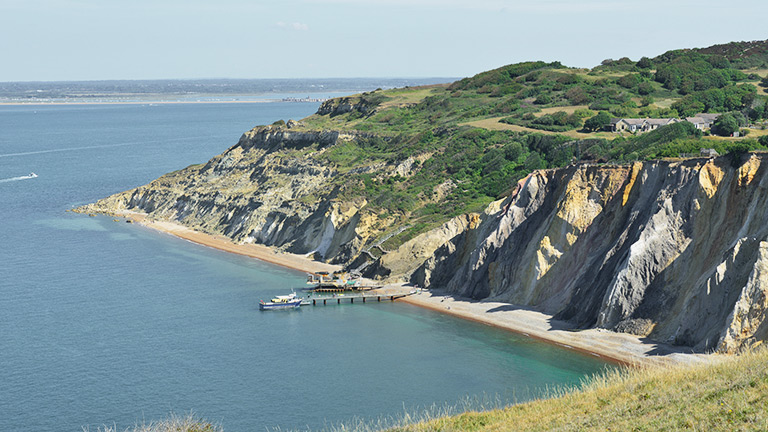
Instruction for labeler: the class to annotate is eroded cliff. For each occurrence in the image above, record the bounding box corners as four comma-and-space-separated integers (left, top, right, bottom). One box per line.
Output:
78, 125, 396, 264
408, 154, 768, 353
79, 120, 768, 353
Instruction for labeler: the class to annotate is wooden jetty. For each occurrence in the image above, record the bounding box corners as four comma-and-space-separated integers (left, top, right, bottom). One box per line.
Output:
301, 290, 417, 306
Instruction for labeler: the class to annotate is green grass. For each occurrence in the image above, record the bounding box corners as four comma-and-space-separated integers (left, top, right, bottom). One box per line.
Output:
391, 349, 768, 432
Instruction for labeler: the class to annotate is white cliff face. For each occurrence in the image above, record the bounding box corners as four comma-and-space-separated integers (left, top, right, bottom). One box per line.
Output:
410, 155, 768, 353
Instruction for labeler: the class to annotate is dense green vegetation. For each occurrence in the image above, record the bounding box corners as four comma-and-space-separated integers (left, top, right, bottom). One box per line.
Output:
293, 40, 768, 247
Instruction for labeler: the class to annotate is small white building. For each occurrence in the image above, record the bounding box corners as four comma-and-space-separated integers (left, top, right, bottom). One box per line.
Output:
610, 118, 678, 133
685, 113, 721, 130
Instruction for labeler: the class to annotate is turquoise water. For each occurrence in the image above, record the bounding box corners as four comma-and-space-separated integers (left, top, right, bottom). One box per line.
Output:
0, 102, 609, 431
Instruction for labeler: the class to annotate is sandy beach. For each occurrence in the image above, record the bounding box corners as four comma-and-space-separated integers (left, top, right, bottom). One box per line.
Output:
118, 212, 716, 368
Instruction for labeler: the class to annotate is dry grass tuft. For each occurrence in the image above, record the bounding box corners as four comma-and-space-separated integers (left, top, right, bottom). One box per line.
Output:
83, 412, 222, 432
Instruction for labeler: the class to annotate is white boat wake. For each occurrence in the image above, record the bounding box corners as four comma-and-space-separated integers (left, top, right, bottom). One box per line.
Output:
0, 172, 38, 183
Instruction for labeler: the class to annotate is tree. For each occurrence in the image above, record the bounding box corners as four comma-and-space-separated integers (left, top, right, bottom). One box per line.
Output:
636, 57, 653, 69
761, 76, 768, 88
637, 81, 654, 95
759, 135, 768, 147
584, 111, 612, 132
640, 95, 655, 107
617, 74, 641, 89
711, 114, 739, 137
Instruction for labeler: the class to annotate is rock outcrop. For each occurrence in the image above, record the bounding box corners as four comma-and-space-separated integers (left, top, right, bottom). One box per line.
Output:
409, 155, 768, 353
78, 126, 390, 263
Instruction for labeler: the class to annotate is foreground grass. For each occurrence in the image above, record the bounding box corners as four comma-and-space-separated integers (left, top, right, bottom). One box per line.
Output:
391, 349, 768, 432
84, 412, 221, 432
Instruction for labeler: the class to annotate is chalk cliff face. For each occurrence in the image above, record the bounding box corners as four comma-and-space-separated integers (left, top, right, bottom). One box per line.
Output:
410, 155, 768, 353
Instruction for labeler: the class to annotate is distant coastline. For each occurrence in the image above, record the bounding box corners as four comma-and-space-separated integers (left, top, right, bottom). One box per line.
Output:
0, 77, 455, 107
0, 96, 332, 106
0, 99, 278, 106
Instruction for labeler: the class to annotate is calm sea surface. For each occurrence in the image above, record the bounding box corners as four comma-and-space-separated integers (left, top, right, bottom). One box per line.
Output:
0, 101, 610, 431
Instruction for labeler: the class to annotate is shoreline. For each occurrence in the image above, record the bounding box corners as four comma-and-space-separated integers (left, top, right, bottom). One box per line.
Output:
117, 211, 716, 368
0, 99, 283, 106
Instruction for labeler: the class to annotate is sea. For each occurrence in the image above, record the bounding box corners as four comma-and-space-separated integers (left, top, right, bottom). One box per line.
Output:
0, 97, 610, 432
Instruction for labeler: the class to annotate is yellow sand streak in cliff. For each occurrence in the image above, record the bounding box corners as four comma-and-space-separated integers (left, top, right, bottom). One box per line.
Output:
536, 235, 563, 280
698, 161, 724, 199
738, 155, 761, 187
622, 162, 643, 206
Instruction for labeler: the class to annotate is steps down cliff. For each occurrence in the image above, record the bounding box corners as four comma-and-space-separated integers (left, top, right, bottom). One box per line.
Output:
79, 124, 768, 353
406, 154, 768, 353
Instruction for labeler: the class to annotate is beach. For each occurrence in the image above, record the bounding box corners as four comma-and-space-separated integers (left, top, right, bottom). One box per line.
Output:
121, 212, 716, 368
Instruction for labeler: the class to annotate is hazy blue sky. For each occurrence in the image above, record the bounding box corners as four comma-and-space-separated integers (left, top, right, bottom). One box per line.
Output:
1, 0, 766, 82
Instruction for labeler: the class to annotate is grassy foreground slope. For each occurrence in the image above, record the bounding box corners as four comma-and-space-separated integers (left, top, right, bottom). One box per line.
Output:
392, 350, 768, 432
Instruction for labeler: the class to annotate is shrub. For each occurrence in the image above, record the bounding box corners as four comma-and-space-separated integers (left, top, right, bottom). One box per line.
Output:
617, 74, 641, 89
636, 56, 653, 69
637, 82, 655, 95
565, 86, 590, 105
711, 113, 739, 136
584, 111, 612, 132
534, 94, 552, 105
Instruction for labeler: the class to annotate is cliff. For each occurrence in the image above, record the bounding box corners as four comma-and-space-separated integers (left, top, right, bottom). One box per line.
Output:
81, 123, 768, 353
78, 125, 405, 265
77, 39, 768, 353
406, 154, 768, 353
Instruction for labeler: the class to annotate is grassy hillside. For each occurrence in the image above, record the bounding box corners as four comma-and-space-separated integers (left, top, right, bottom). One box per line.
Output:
392, 349, 768, 432
270, 41, 768, 249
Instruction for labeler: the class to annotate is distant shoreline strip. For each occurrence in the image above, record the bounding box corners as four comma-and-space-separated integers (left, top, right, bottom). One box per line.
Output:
0, 100, 283, 106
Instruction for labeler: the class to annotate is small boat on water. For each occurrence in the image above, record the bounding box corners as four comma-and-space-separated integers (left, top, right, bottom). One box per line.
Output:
29, 172, 38, 178
259, 292, 302, 310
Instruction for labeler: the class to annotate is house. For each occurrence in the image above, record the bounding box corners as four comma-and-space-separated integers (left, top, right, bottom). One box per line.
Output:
685, 113, 721, 130
645, 118, 678, 131
610, 118, 678, 133
610, 118, 647, 133
700, 148, 719, 158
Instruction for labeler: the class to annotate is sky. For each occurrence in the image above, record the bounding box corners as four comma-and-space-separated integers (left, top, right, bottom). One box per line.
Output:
1, 0, 766, 82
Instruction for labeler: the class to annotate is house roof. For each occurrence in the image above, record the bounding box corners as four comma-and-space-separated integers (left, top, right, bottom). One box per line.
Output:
620, 119, 647, 126
646, 118, 676, 126
695, 113, 721, 122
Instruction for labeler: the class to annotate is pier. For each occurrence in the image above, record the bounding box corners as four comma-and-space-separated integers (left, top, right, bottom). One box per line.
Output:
300, 290, 417, 306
